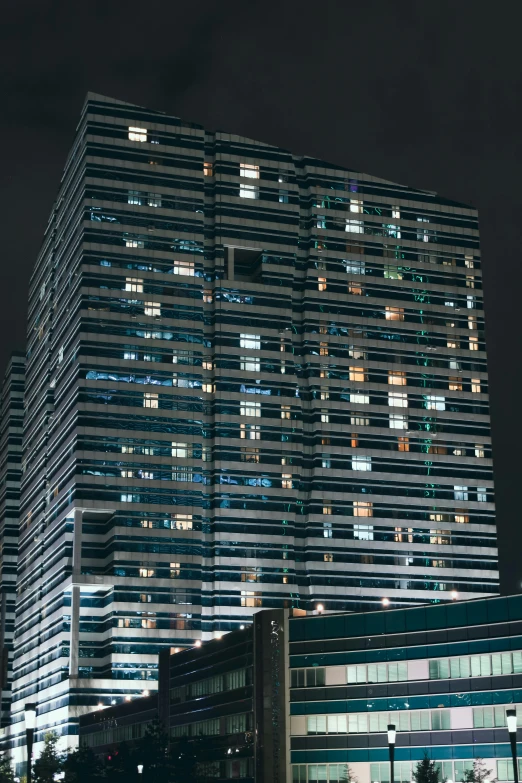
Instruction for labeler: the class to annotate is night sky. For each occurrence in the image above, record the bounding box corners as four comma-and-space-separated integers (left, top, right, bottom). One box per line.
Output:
2, 1, 521, 593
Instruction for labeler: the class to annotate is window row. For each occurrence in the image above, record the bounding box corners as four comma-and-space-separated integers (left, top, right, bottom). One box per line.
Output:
305, 708, 450, 735
429, 651, 522, 680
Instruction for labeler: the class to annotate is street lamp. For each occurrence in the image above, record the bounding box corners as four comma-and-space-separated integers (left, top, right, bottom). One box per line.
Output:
507, 709, 518, 783
25, 703, 36, 783
137, 764, 144, 776
387, 723, 396, 783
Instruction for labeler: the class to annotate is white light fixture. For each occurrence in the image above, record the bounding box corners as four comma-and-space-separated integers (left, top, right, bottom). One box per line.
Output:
137, 765, 144, 775
142, 690, 150, 697
387, 723, 396, 745
240, 625, 245, 630
24, 704, 36, 731
382, 597, 390, 607
507, 709, 517, 734
316, 604, 324, 613
451, 590, 458, 600
195, 640, 202, 647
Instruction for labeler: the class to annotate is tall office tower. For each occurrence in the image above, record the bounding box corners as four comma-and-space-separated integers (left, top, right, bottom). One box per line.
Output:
10, 93, 497, 758
0, 354, 25, 727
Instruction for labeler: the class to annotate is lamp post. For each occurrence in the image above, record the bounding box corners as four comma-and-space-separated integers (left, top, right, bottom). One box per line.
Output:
387, 723, 396, 783
24, 703, 36, 783
507, 709, 518, 783
137, 764, 144, 779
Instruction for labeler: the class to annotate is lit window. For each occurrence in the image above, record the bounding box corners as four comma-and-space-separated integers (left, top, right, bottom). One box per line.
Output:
466, 275, 475, 288
398, 436, 409, 452
203, 360, 213, 371
388, 392, 407, 407
125, 239, 144, 248
349, 347, 367, 359
389, 413, 407, 429
203, 162, 213, 177
172, 260, 195, 276
144, 302, 161, 317
279, 190, 289, 203
447, 339, 460, 349
323, 522, 333, 538
141, 471, 154, 480
128, 126, 147, 142
467, 295, 476, 309
121, 470, 134, 478
454, 485, 468, 501
392, 207, 401, 219
280, 360, 286, 374
388, 371, 406, 386
282, 474, 293, 489
141, 520, 153, 528
350, 393, 369, 404
324, 553, 334, 562
241, 447, 259, 463
317, 215, 326, 229
318, 277, 327, 291
320, 388, 330, 400
453, 447, 466, 456
385, 306, 404, 321
343, 259, 366, 275
281, 405, 291, 420
171, 514, 193, 530
349, 366, 366, 382
320, 409, 329, 423
139, 568, 155, 578
125, 277, 144, 293
425, 395, 446, 411
170, 562, 181, 578
353, 501, 373, 518
320, 342, 328, 356
240, 333, 260, 350
455, 512, 469, 524
468, 316, 477, 330
353, 523, 373, 539
147, 194, 162, 207
202, 383, 214, 394
449, 377, 462, 391
345, 219, 364, 233
322, 456, 331, 468
128, 190, 142, 205
352, 456, 372, 471
240, 591, 261, 608
465, 255, 474, 268
350, 199, 363, 213
240, 401, 261, 417
240, 163, 259, 178
469, 336, 479, 350
477, 487, 487, 502
384, 265, 403, 280
351, 416, 369, 426
348, 282, 363, 295
449, 358, 461, 370
239, 183, 259, 199
322, 505, 332, 515
203, 289, 213, 303
121, 446, 134, 454
124, 352, 138, 361
172, 442, 189, 458
475, 444, 485, 458
143, 393, 158, 408
240, 424, 260, 439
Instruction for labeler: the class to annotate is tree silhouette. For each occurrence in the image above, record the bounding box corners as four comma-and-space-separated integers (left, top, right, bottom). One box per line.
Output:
412, 754, 447, 783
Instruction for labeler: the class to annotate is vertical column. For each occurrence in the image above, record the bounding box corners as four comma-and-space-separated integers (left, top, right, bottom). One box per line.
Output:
227, 246, 234, 280
69, 509, 82, 678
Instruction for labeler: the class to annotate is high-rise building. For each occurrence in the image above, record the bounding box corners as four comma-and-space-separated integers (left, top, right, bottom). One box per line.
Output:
9, 93, 497, 760
0, 353, 25, 727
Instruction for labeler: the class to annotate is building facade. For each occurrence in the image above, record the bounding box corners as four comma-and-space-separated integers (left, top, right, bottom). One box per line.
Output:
289, 595, 522, 783
10, 92, 497, 758
0, 354, 25, 728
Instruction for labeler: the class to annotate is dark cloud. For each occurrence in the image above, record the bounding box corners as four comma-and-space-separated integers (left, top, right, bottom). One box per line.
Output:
1, 0, 520, 591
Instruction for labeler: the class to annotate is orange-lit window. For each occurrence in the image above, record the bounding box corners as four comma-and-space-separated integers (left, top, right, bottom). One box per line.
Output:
320, 342, 328, 356
455, 512, 469, 524
449, 377, 462, 391
324, 553, 333, 562
318, 277, 327, 291
471, 378, 481, 393
469, 336, 479, 350
353, 501, 373, 517
351, 434, 359, 448
348, 282, 363, 295
323, 505, 332, 515
203, 162, 213, 176
349, 366, 366, 382
398, 436, 409, 452
385, 306, 404, 321
388, 371, 406, 386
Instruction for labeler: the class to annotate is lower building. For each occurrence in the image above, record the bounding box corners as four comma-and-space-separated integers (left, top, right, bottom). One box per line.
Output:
78, 595, 522, 782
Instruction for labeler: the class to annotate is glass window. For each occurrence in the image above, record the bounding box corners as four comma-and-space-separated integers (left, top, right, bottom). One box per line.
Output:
240, 163, 259, 178
389, 413, 407, 429
239, 183, 259, 199
352, 456, 372, 471
240, 333, 261, 350
128, 126, 147, 142
240, 356, 260, 372
353, 502, 373, 517
388, 392, 408, 407
388, 371, 406, 385
240, 401, 261, 417
425, 395, 446, 410
385, 306, 404, 321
